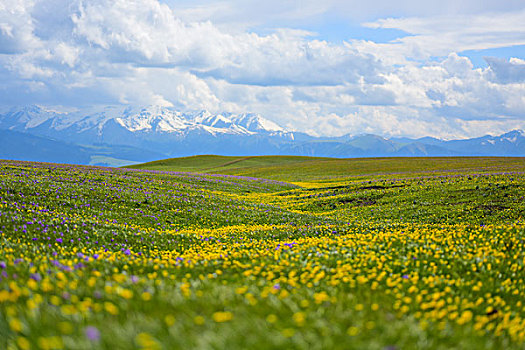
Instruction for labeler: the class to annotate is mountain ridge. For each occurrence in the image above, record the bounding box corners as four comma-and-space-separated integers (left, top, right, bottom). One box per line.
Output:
0, 105, 524, 166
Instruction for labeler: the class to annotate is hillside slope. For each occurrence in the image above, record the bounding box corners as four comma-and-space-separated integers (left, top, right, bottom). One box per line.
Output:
127, 155, 331, 174
127, 155, 525, 183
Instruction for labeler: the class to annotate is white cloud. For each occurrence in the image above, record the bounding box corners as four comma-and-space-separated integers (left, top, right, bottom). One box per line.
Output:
53, 43, 80, 68
68, 1, 384, 86
0, 0, 524, 139
165, 0, 525, 28
0, 0, 41, 53
362, 10, 525, 61
485, 56, 525, 83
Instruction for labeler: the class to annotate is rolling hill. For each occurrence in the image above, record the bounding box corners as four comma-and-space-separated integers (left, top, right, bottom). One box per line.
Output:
127, 155, 525, 182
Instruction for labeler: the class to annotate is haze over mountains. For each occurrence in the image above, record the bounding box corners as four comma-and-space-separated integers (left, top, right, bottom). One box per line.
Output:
0, 105, 524, 166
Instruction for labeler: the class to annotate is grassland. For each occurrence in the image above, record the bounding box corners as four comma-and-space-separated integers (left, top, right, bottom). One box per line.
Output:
1, 156, 525, 349
127, 155, 331, 175
129, 155, 525, 183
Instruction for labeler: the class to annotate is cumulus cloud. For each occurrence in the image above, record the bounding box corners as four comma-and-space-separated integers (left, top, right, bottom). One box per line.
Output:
485, 56, 525, 84
69, 1, 384, 86
0, 0, 41, 54
0, 0, 524, 138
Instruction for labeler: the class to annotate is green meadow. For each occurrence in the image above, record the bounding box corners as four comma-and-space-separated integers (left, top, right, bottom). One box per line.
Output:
129, 155, 525, 182
0, 156, 524, 349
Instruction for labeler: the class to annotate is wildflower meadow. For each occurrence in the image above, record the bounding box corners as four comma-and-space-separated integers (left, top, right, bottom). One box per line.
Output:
1, 157, 524, 349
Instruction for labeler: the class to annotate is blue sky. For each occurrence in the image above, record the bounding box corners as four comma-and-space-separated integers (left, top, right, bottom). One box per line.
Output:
306, 22, 523, 69
0, 0, 524, 138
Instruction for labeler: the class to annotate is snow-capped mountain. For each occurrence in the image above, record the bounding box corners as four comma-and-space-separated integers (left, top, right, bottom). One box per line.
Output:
0, 105, 524, 166
0, 105, 289, 137
0, 105, 300, 165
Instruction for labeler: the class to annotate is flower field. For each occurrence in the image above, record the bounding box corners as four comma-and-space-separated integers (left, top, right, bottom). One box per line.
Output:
1, 158, 525, 349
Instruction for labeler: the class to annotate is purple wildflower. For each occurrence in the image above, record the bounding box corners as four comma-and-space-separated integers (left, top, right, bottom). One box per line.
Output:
30, 273, 42, 281
85, 326, 100, 342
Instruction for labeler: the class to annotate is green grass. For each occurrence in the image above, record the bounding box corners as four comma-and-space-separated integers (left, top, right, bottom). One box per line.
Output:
128, 155, 525, 183
127, 155, 332, 174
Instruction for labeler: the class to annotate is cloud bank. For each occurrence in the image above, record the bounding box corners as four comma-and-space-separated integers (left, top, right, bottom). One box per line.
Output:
0, 0, 524, 138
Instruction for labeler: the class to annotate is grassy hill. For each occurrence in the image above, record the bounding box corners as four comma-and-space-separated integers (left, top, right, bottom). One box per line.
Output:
2, 157, 525, 349
126, 155, 330, 174
127, 155, 525, 183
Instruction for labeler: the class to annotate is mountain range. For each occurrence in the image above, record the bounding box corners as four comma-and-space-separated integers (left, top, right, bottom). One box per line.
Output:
0, 105, 524, 166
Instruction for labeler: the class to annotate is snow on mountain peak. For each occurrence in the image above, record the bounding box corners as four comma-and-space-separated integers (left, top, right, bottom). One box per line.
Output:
232, 113, 284, 133
115, 106, 189, 132
194, 113, 234, 129
7, 105, 63, 129
498, 129, 525, 143
0, 105, 289, 137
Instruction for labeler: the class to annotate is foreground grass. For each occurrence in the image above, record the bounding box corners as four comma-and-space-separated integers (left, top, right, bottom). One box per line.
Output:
1, 157, 525, 349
